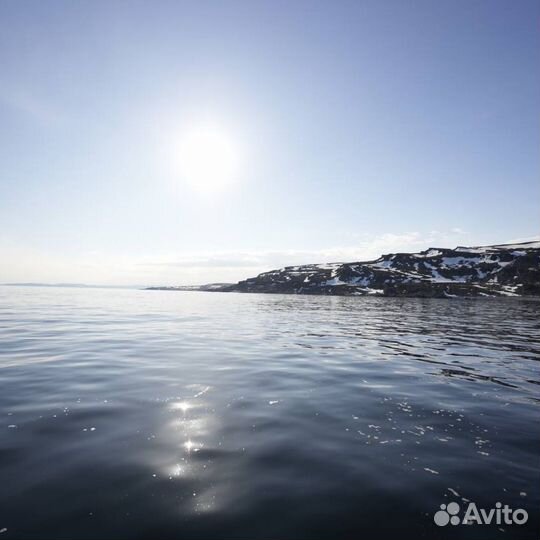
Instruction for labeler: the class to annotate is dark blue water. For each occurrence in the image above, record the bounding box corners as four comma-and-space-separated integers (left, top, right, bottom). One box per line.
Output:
0, 286, 539, 539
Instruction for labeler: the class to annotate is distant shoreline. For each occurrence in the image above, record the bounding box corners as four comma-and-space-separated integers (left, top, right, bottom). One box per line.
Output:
1, 283, 141, 290
147, 241, 540, 298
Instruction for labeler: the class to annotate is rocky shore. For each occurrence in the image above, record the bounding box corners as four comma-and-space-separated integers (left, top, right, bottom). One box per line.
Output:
189, 242, 540, 298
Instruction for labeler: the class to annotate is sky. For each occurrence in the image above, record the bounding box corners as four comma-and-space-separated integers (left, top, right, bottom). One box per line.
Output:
0, 0, 539, 285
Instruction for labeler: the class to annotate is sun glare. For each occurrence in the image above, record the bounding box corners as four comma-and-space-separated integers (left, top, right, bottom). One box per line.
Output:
176, 124, 241, 193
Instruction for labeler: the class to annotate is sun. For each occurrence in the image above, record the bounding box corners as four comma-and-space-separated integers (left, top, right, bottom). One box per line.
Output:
176, 124, 240, 193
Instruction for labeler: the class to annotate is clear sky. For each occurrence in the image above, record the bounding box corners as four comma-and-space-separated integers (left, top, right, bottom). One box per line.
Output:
1, 0, 539, 285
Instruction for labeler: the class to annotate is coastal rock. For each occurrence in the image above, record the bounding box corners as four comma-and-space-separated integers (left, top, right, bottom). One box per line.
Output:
218, 241, 540, 297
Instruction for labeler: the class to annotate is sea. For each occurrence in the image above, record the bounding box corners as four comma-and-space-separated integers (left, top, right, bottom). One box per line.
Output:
0, 286, 538, 539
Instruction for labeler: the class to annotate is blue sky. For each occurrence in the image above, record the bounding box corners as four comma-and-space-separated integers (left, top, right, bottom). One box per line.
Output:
1, 0, 539, 285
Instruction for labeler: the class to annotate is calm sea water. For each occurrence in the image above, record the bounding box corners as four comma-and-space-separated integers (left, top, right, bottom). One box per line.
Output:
0, 286, 539, 539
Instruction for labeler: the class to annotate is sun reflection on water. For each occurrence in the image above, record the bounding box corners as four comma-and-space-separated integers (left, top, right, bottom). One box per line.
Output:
183, 439, 199, 452
171, 400, 192, 413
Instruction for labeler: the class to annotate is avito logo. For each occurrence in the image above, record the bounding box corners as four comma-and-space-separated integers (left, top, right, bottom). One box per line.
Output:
434, 501, 528, 527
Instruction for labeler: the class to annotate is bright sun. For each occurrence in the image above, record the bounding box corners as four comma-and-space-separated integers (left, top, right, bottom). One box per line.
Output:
176, 124, 240, 193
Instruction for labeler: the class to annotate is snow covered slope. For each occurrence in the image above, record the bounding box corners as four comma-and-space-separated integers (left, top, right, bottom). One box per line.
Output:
222, 241, 540, 297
